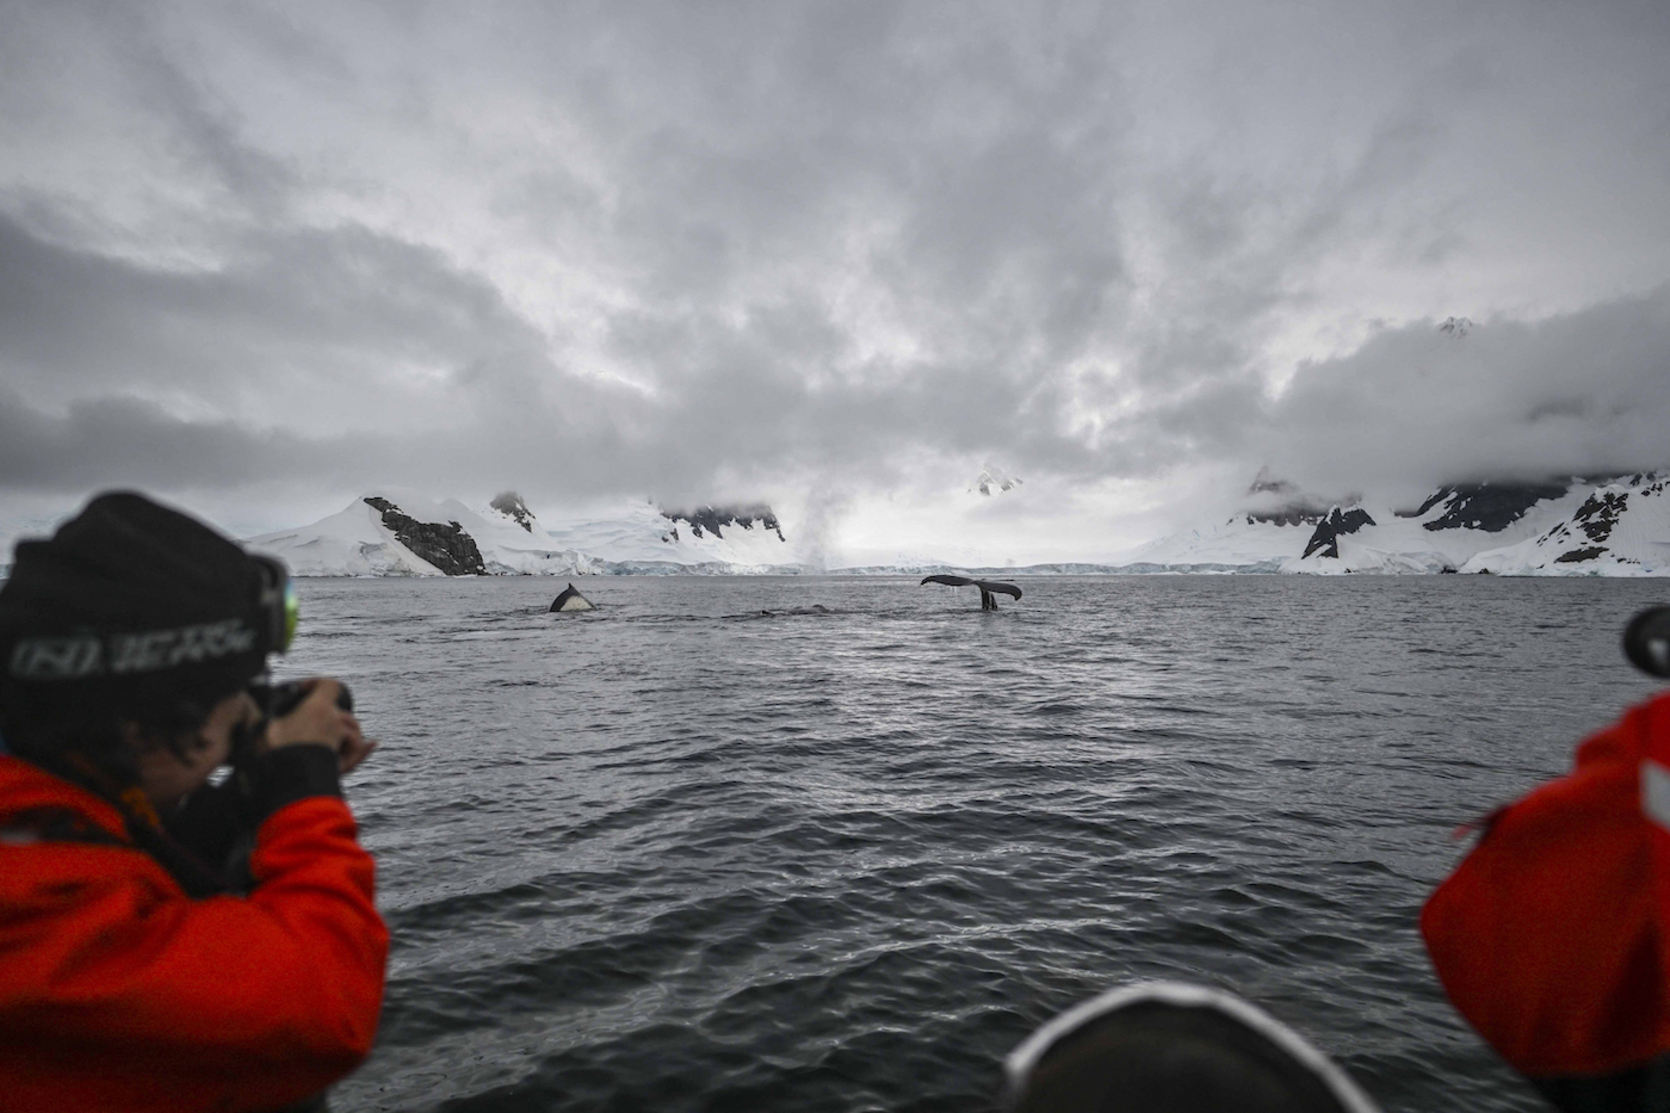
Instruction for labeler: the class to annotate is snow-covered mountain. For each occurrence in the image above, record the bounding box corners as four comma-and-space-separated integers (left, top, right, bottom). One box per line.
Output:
569, 502, 791, 570
1461, 476, 1670, 575
6, 473, 1663, 580
245, 489, 800, 576
1120, 473, 1670, 576
971, 463, 1023, 497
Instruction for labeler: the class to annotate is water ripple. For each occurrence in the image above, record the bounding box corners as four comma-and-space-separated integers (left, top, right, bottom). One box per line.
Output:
283, 574, 1670, 1112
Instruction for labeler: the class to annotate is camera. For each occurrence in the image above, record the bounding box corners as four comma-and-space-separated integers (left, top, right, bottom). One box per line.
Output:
1624, 607, 1670, 678
250, 679, 355, 718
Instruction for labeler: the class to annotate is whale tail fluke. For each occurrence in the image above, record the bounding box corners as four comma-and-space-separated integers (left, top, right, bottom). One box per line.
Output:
920, 574, 1022, 609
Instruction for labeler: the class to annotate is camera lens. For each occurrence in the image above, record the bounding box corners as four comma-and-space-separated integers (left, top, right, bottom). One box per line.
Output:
1623, 606, 1670, 678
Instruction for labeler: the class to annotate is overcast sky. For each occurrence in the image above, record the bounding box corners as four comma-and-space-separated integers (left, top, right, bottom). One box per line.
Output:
2, 0, 1668, 561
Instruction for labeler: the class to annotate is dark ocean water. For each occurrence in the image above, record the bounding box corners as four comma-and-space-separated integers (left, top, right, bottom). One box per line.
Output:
283, 575, 1670, 1113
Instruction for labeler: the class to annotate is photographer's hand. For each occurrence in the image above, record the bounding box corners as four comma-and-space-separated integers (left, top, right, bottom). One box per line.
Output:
265, 678, 378, 774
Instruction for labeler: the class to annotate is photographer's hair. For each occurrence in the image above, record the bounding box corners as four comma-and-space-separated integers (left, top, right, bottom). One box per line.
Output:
0, 671, 246, 785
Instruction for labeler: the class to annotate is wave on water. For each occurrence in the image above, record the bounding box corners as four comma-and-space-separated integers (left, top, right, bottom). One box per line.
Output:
286, 575, 1670, 1112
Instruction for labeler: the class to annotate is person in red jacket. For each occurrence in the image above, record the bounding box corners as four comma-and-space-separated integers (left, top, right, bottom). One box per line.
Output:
0, 492, 389, 1113
1423, 626, 1670, 1112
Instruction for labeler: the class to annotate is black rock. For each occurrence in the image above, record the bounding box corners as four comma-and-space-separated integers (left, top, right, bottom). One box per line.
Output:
1555, 546, 1607, 564
1245, 507, 1328, 527
1243, 468, 1327, 526
364, 497, 487, 575
1415, 482, 1569, 532
1571, 491, 1629, 543
660, 504, 785, 542
490, 491, 536, 533
1302, 507, 1376, 560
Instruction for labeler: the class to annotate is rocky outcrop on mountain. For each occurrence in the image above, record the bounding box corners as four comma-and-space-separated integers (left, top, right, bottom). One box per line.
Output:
259, 489, 805, 575
1303, 507, 1377, 559
1402, 482, 1571, 532
660, 505, 786, 543
1245, 505, 1328, 527
1523, 476, 1666, 566
1241, 468, 1328, 526
973, 464, 1023, 496
1247, 467, 1298, 498
490, 491, 536, 533
1571, 489, 1630, 544
1123, 469, 1667, 576
363, 496, 486, 575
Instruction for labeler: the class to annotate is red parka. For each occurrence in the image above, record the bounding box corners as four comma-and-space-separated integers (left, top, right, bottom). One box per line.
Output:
0, 752, 389, 1112
1422, 690, 1670, 1079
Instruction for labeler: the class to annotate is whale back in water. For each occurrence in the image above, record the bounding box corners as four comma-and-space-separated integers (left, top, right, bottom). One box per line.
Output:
549, 583, 595, 612
1004, 981, 1379, 1113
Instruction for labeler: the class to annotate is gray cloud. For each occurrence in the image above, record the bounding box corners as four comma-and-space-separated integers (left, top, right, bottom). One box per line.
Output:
1260, 285, 1670, 501
0, 388, 329, 490
1, 0, 1668, 546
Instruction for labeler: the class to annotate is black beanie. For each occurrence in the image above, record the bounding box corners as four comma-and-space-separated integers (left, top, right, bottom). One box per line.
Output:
0, 492, 278, 711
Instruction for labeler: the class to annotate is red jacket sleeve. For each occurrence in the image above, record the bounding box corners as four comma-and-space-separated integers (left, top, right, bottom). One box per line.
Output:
0, 792, 389, 1110
1421, 692, 1670, 1077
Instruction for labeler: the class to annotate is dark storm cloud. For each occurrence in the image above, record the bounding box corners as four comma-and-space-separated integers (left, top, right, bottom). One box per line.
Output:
2, 0, 1669, 523
0, 389, 315, 489
0, 207, 550, 426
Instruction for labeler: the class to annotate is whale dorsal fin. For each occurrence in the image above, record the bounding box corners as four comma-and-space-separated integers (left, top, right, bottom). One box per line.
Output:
550, 582, 595, 612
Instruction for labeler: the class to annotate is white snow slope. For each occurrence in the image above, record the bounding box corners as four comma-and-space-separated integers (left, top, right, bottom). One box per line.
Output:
10, 477, 1663, 580
536, 500, 796, 572
1115, 519, 1305, 573
1461, 476, 1670, 576
245, 489, 589, 577
1122, 474, 1670, 576
245, 490, 798, 576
